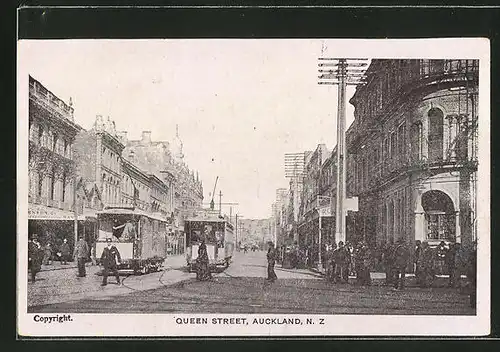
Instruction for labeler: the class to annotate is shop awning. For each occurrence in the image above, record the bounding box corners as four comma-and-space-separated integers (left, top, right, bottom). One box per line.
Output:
28, 203, 76, 221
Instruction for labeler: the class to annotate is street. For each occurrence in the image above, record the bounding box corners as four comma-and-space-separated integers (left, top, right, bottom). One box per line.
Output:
28, 251, 475, 315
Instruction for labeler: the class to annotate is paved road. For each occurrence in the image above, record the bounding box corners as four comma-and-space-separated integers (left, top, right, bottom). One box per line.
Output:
28, 251, 475, 315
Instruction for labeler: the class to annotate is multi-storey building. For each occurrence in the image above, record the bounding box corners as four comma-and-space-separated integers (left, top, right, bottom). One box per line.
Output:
28, 75, 83, 249
346, 59, 479, 259
122, 127, 203, 254
271, 188, 291, 246
297, 144, 332, 252
75, 115, 125, 208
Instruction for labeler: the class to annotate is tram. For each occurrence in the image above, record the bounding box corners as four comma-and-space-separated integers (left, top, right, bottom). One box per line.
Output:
96, 205, 167, 275
185, 210, 235, 272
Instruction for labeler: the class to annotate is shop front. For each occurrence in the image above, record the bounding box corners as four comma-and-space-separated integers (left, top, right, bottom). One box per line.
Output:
28, 203, 78, 261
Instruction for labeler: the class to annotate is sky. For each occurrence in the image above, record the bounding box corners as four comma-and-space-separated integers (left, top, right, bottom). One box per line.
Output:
20, 39, 357, 219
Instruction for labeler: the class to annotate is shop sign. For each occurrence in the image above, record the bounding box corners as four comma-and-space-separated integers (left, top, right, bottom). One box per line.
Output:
28, 204, 75, 220
319, 206, 331, 217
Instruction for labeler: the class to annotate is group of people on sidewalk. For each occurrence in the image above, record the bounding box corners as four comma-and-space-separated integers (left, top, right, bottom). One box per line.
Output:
277, 236, 477, 297
324, 240, 373, 286
28, 234, 123, 287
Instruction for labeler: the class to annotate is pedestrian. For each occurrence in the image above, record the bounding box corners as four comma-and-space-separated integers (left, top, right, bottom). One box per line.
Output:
196, 238, 212, 281
74, 236, 89, 277
454, 242, 468, 288
43, 242, 53, 265
28, 235, 43, 283
100, 238, 122, 286
59, 238, 71, 265
357, 242, 371, 286
266, 241, 278, 282
445, 242, 458, 287
334, 241, 349, 283
419, 242, 435, 288
383, 238, 395, 286
414, 240, 422, 284
345, 242, 355, 276
392, 238, 410, 290
325, 242, 337, 282
436, 241, 448, 275
90, 245, 97, 266
467, 241, 477, 308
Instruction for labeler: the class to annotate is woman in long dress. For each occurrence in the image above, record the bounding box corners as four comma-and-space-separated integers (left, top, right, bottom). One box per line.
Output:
196, 240, 212, 281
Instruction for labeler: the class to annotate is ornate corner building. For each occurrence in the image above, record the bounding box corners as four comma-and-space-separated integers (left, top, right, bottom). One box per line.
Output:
346, 59, 479, 252
28, 76, 83, 249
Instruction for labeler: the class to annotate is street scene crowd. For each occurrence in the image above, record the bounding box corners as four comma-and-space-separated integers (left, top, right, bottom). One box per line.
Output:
275, 238, 477, 306
27, 234, 125, 287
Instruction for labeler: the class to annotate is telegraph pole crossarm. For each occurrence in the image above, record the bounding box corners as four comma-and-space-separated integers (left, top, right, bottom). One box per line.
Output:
317, 57, 369, 245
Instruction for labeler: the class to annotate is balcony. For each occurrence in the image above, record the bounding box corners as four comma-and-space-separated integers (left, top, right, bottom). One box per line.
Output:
347, 60, 478, 151
29, 79, 74, 122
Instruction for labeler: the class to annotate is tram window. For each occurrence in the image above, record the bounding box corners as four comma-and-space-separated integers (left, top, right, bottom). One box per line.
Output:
216, 231, 224, 248
190, 230, 202, 243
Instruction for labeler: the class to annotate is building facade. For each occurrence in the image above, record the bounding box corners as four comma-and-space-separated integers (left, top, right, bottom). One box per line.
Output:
122, 127, 203, 254
297, 144, 333, 253
346, 59, 479, 260
28, 75, 83, 250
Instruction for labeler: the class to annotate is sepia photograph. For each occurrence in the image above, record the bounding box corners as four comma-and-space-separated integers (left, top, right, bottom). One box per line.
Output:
17, 38, 490, 336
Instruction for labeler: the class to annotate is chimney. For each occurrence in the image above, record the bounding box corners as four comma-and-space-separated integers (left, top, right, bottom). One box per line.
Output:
142, 131, 152, 144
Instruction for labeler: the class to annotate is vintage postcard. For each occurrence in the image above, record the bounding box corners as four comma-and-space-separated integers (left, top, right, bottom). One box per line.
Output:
17, 38, 490, 337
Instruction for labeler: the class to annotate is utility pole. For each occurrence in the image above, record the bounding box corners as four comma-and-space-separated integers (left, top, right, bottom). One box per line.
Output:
235, 213, 243, 251
235, 214, 238, 251
219, 190, 223, 216
318, 57, 368, 244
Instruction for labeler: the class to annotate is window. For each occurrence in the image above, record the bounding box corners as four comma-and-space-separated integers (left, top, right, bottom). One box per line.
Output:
50, 168, 56, 200
61, 173, 66, 202
37, 172, 43, 197
390, 132, 396, 159
38, 126, 44, 147
422, 190, 456, 241
411, 122, 423, 161
398, 124, 406, 158
428, 108, 444, 162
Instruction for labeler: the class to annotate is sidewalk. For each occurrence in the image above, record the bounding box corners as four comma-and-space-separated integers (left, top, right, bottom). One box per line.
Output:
28, 254, 191, 308
308, 266, 467, 287
40, 262, 78, 272
38, 253, 186, 272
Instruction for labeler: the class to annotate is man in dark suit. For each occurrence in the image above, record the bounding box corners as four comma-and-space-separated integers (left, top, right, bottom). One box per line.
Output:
393, 238, 410, 290
74, 236, 89, 277
28, 234, 42, 282
100, 238, 122, 286
266, 241, 278, 282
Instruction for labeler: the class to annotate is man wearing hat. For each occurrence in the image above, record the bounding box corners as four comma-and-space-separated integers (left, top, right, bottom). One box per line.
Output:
392, 237, 410, 290
74, 236, 89, 277
28, 234, 42, 282
266, 241, 278, 282
100, 238, 122, 286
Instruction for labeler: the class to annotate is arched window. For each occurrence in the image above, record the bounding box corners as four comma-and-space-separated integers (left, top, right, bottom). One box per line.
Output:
411, 122, 423, 161
428, 108, 444, 161
422, 190, 456, 241
38, 125, 44, 146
